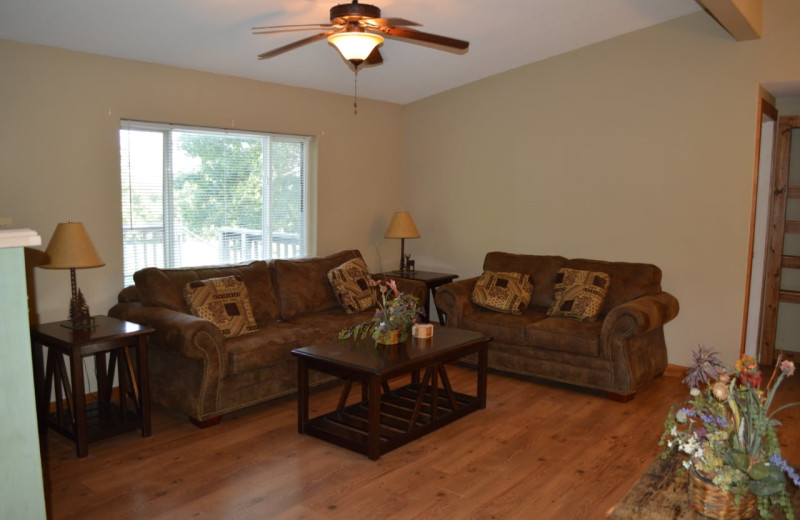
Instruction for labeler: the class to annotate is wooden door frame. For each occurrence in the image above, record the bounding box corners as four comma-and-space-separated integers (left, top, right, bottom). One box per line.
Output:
759, 115, 800, 364
741, 97, 778, 359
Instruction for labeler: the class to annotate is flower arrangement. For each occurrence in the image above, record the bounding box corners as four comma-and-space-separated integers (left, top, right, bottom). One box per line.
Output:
660, 347, 800, 519
338, 278, 423, 344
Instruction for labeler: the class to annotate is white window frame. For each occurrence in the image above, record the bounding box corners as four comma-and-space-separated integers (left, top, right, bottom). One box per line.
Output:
120, 120, 313, 285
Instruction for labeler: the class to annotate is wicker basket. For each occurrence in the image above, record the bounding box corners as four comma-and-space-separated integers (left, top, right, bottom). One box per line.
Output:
689, 468, 757, 520
376, 329, 402, 345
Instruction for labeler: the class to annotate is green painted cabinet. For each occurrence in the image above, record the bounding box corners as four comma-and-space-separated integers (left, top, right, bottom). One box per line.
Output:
0, 231, 47, 519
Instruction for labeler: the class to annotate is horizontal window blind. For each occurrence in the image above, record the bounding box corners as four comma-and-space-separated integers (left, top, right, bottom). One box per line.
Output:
120, 121, 310, 286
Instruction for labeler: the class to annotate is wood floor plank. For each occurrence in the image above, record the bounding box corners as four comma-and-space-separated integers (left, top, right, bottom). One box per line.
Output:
41, 365, 800, 520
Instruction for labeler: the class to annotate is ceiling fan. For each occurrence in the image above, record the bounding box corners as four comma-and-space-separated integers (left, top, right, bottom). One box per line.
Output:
252, 0, 470, 69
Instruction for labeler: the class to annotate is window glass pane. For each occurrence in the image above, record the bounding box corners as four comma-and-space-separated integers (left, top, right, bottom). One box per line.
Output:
120, 128, 165, 286
119, 121, 310, 287
173, 130, 264, 267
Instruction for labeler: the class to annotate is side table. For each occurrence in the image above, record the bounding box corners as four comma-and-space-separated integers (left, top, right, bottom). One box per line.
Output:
384, 270, 458, 324
30, 315, 154, 457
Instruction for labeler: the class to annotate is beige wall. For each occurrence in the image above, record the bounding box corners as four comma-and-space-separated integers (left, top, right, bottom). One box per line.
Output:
403, 0, 800, 366
0, 39, 403, 325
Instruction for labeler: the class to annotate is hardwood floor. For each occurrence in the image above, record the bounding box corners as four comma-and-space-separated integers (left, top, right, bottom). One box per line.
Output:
41, 365, 800, 520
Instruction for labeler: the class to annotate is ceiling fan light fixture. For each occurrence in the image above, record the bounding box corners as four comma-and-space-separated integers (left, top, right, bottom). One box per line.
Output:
328, 31, 383, 62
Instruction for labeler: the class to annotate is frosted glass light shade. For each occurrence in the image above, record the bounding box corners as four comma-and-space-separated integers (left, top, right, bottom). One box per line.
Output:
328, 32, 383, 61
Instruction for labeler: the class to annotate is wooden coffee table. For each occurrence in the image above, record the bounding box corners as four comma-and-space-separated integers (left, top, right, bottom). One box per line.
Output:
291, 326, 490, 460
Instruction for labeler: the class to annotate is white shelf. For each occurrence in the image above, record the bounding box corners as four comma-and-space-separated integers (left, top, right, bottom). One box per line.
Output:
0, 229, 41, 248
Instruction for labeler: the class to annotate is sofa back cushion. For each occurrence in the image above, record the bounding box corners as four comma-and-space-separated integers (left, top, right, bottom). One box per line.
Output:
273, 250, 364, 321
483, 252, 567, 309
564, 258, 662, 315
134, 260, 279, 324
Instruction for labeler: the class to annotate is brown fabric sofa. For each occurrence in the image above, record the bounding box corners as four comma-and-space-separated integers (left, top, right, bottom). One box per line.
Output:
434, 252, 679, 400
108, 250, 426, 426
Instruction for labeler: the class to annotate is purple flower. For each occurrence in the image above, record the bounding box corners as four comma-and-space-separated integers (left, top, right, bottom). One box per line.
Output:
683, 346, 726, 388
770, 454, 800, 487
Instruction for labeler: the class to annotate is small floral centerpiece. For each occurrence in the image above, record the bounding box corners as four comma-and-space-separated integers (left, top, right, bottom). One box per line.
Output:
339, 279, 423, 345
660, 347, 800, 519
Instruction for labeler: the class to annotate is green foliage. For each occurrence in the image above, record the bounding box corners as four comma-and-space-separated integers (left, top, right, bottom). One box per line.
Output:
662, 352, 799, 519
175, 132, 304, 241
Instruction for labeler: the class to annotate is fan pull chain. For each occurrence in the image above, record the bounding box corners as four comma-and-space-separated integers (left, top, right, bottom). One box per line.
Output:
353, 69, 359, 115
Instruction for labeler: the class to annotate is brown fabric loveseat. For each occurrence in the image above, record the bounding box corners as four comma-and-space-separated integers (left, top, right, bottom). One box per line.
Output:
108, 250, 426, 426
434, 252, 679, 400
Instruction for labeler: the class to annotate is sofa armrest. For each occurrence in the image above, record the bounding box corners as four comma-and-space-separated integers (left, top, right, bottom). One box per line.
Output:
601, 291, 679, 342
108, 301, 226, 367
433, 277, 479, 327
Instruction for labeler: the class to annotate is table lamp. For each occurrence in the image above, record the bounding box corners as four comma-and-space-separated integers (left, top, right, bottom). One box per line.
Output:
384, 211, 420, 271
40, 222, 105, 330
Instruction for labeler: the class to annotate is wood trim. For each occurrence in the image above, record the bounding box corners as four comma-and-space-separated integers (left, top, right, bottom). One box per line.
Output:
741, 96, 778, 357
696, 0, 762, 40
779, 290, 800, 305
663, 364, 688, 378
782, 256, 800, 269
786, 221, 800, 234
761, 116, 800, 364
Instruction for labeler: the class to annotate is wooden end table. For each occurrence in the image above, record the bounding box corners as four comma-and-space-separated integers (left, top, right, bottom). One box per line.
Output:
30, 315, 154, 457
384, 270, 458, 324
292, 326, 490, 460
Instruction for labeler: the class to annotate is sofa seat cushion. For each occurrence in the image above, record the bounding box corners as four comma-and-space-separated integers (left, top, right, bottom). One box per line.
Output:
525, 317, 602, 357
225, 323, 317, 375
461, 307, 547, 344
287, 308, 376, 334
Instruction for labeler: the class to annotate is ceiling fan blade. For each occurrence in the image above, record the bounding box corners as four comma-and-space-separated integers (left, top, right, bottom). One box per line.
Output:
258, 30, 339, 60
253, 26, 337, 36
363, 17, 421, 28
379, 26, 469, 52
252, 23, 332, 30
365, 47, 383, 65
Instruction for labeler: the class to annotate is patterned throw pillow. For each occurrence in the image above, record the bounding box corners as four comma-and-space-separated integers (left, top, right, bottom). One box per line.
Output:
183, 276, 259, 338
547, 268, 611, 321
472, 271, 533, 314
327, 258, 376, 314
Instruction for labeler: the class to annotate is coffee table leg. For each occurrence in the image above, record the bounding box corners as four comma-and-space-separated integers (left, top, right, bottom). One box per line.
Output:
297, 358, 309, 433
367, 375, 381, 460
477, 344, 488, 408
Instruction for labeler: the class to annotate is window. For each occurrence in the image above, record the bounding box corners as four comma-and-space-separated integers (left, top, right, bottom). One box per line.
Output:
120, 121, 311, 286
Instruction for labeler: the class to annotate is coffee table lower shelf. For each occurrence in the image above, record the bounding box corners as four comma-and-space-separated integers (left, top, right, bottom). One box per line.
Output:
304, 382, 481, 458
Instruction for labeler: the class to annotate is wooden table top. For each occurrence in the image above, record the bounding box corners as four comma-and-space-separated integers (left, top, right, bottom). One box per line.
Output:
291, 325, 489, 378
30, 315, 153, 348
383, 270, 459, 284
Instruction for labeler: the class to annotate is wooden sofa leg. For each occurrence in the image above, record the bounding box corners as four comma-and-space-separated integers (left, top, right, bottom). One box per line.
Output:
190, 415, 222, 428
607, 392, 635, 403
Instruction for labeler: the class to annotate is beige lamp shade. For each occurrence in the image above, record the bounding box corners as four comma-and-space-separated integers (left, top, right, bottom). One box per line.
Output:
41, 222, 105, 269
384, 211, 421, 239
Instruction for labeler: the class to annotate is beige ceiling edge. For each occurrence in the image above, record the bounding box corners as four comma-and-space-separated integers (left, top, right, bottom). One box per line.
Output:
697, 0, 762, 40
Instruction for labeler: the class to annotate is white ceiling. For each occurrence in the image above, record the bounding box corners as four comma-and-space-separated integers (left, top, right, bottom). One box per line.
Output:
0, 0, 703, 105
